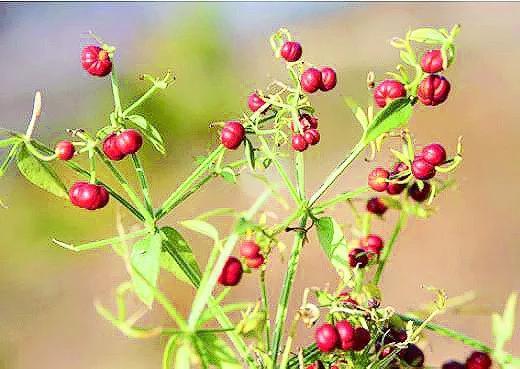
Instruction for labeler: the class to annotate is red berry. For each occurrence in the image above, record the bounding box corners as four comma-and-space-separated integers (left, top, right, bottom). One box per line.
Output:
387, 162, 408, 195
348, 248, 369, 268
352, 327, 371, 351
246, 255, 265, 269
293, 114, 318, 132
422, 143, 447, 166
80, 45, 112, 77
103, 133, 126, 161
442, 361, 466, 369
366, 197, 387, 215
291, 134, 308, 152
361, 234, 384, 257
335, 320, 355, 351
280, 41, 302, 62
320, 67, 337, 91
116, 129, 143, 155
373, 80, 406, 108
401, 344, 424, 367
466, 352, 492, 369
301, 68, 323, 93
306, 362, 325, 369
55, 140, 75, 161
218, 256, 243, 286
69, 181, 109, 210
315, 323, 340, 352
239, 240, 261, 259
421, 49, 444, 74
221, 121, 245, 150
408, 182, 431, 202
368, 167, 390, 192
248, 92, 266, 113
304, 129, 320, 145
417, 74, 451, 106
412, 157, 436, 180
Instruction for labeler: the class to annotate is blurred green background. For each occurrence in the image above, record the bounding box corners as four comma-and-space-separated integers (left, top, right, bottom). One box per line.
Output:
0, 2, 518, 368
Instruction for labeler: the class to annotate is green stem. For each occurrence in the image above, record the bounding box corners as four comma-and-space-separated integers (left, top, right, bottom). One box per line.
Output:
110, 67, 123, 117
130, 153, 154, 216
260, 269, 271, 350
88, 149, 96, 183
123, 84, 160, 117
24, 140, 56, 161
313, 186, 371, 213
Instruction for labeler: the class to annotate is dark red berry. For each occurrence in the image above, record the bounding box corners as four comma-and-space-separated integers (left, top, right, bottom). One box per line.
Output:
239, 240, 261, 259
348, 248, 369, 268
280, 41, 303, 62
304, 129, 320, 145
315, 323, 340, 352
366, 197, 387, 215
408, 182, 431, 202
116, 129, 143, 155
246, 255, 265, 269
417, 74, 451, 106
221, 121, 245, 150
401, 344, 424, 367
422, 143, 447, 166
55, 140, 75, 161
442, 361, 466, 369
69, 181, 109, 210
103, 133, 126, 161
412, 157, 436, 180
387, 328, 407, 343
352, 327, 371, 351
466, 352, 492, 369
80, 45, 112, 77
293, 114, 318, 132
248, 92, 266, 113
361, 234, 384, 257
368, 167, 390, 192
374, 80, 406, 108
335, 320, 355, 351
387, 162, 408, 195
320, 67, 337, 91
421, 49, 444, 74
218, 256, 243, 286
301, 68, 323, 93
292, 134, 308, 152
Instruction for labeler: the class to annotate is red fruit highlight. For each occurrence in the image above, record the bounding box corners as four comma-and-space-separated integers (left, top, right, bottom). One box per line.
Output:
103, 133, 126, 161
408, 182, 431, 202
304, 129, 320, 145
218, 256, 243, 286
246, 255, 265, 268
280, 41, 302, 62
368, 167, 390, 192
248, 92, 266, 112
69, 181, 109, 210
412, 157, 436, 180
292, 134, 308, 152
55, 140, 75, 161
418, 74, 451, 106
466, 352, 492, 369
352, 327, 371, 351
239, 240, 261, 259
301, 68, 323, 93
361, 234, 384, 257
320, 67, 337, 91
80, 45, 112, 77
421, 49, 444, 74
221, 121, 245, 150
422, 143, 447, 166
335, 320, 355, 350
366, 197, 387, 215
373, 80, 406, 108
116, 129, 143, 155
349, 248, 369, 268
315, 323, 340, 352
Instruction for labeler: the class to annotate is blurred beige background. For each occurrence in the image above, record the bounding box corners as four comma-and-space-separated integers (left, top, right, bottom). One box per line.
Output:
0, 2, 518, 368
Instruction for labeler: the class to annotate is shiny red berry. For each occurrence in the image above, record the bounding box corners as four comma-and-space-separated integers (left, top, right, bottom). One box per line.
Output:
374, 80, 406, 108
466, 352, 492, 369
401, 344, 424, 367
280, 41, 303, 62
218, 256, 243, 286
55, 140, 75, 161
248, 92, 266, 112
366, 197, 387, 215
335, 320, 355, 351
221, 121, 245, 150
246, 255, 265, 269
315, 323, 340, 352
387, 162, 408, 195
304, 129, 320, 145
422, 143, 447, 166
320, 67, 337, 91
412, 157, 436, 180
352, 327, 371, 351
368, 167, 390, 192
103, 133, 126, 161
442, 361, 466, 369
116, 129, 143, 155
421, 49, 444, 74
349, 248, 368, 268
239, 240, 261, 259
292, 134, 308, 152
408, 182, 431, 202
69, 181, 109, 210
418, 74, 451, 106
301, 68, 323, 93
80, 45, 112, 77
361, 234, 384, 257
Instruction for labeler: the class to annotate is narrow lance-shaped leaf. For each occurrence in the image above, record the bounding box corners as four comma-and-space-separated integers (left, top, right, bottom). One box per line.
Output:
127, 114, 166, 154
363, 98, 413, 144
160, 226, 201, 285
316, 216, 350, 277
130, 232, 163, 307
408, 28, 446, 44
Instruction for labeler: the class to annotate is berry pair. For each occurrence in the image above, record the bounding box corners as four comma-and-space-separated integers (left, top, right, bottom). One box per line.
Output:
239, 240, 265, 268
102, 129, 143, 161
69, 181, 109, 210
221, 121, 246, 150
379, 329, 424, 367
442, 351, 492, 369
81, 45, 112, 77
348, 235, 384, 268
55, 140, 75, 161
315, 321, 370, 353
300, 67, 337, 93
418, 49, 451, 106
411, 143, 447, 180
291, 114, 320, 152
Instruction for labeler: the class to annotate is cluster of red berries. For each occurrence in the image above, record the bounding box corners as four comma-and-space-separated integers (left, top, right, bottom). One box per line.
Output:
314, 320, 370, 353
218, 240, 265, 287
81, 45, 112, 77
348, 234, 384, 268
291, 114, 320, 152
442, 352, 492, 369
373, 48, 451, 108
102, 129, 143, 161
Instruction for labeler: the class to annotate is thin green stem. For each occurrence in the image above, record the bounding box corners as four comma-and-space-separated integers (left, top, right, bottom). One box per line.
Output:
130, 153, 154, 215
88, 149, 96, 183
313, 186, 371, 213
260, 269, 271, 350
123, 84, 160, 117
24, 140, 56, 161
110, 67, 123, 117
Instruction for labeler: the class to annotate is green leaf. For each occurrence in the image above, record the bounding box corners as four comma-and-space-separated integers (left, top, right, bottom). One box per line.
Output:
220, 166, 237, 184
160, 226, 201, 285
501, 293, 518, 342
399, 50, 416, 66
127, 114, 166, 154
196, 334, 241, 369
180, 219, 219, 241
316, 217, 350, 277
363, 98, 413, 144
244, 138, 255, 170
130, 233, 163, 307
390, 148, 410, 165
0, 142, 21, 177
0, 137, 21, 149
345, 97, 368, 129
16, 144, 68, 198
163, 335, 181, 369
174, 340, 192, 369
409, 28, 446, 44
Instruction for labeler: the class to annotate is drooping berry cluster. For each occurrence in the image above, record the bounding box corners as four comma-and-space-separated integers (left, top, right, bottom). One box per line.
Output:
102, 129, 143, 161
218, 240, 265, 286
291, 114, 321, 152
314, 321, 370, 353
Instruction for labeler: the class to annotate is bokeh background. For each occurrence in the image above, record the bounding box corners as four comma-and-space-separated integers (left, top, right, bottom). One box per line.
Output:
0, 2, 518, 368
